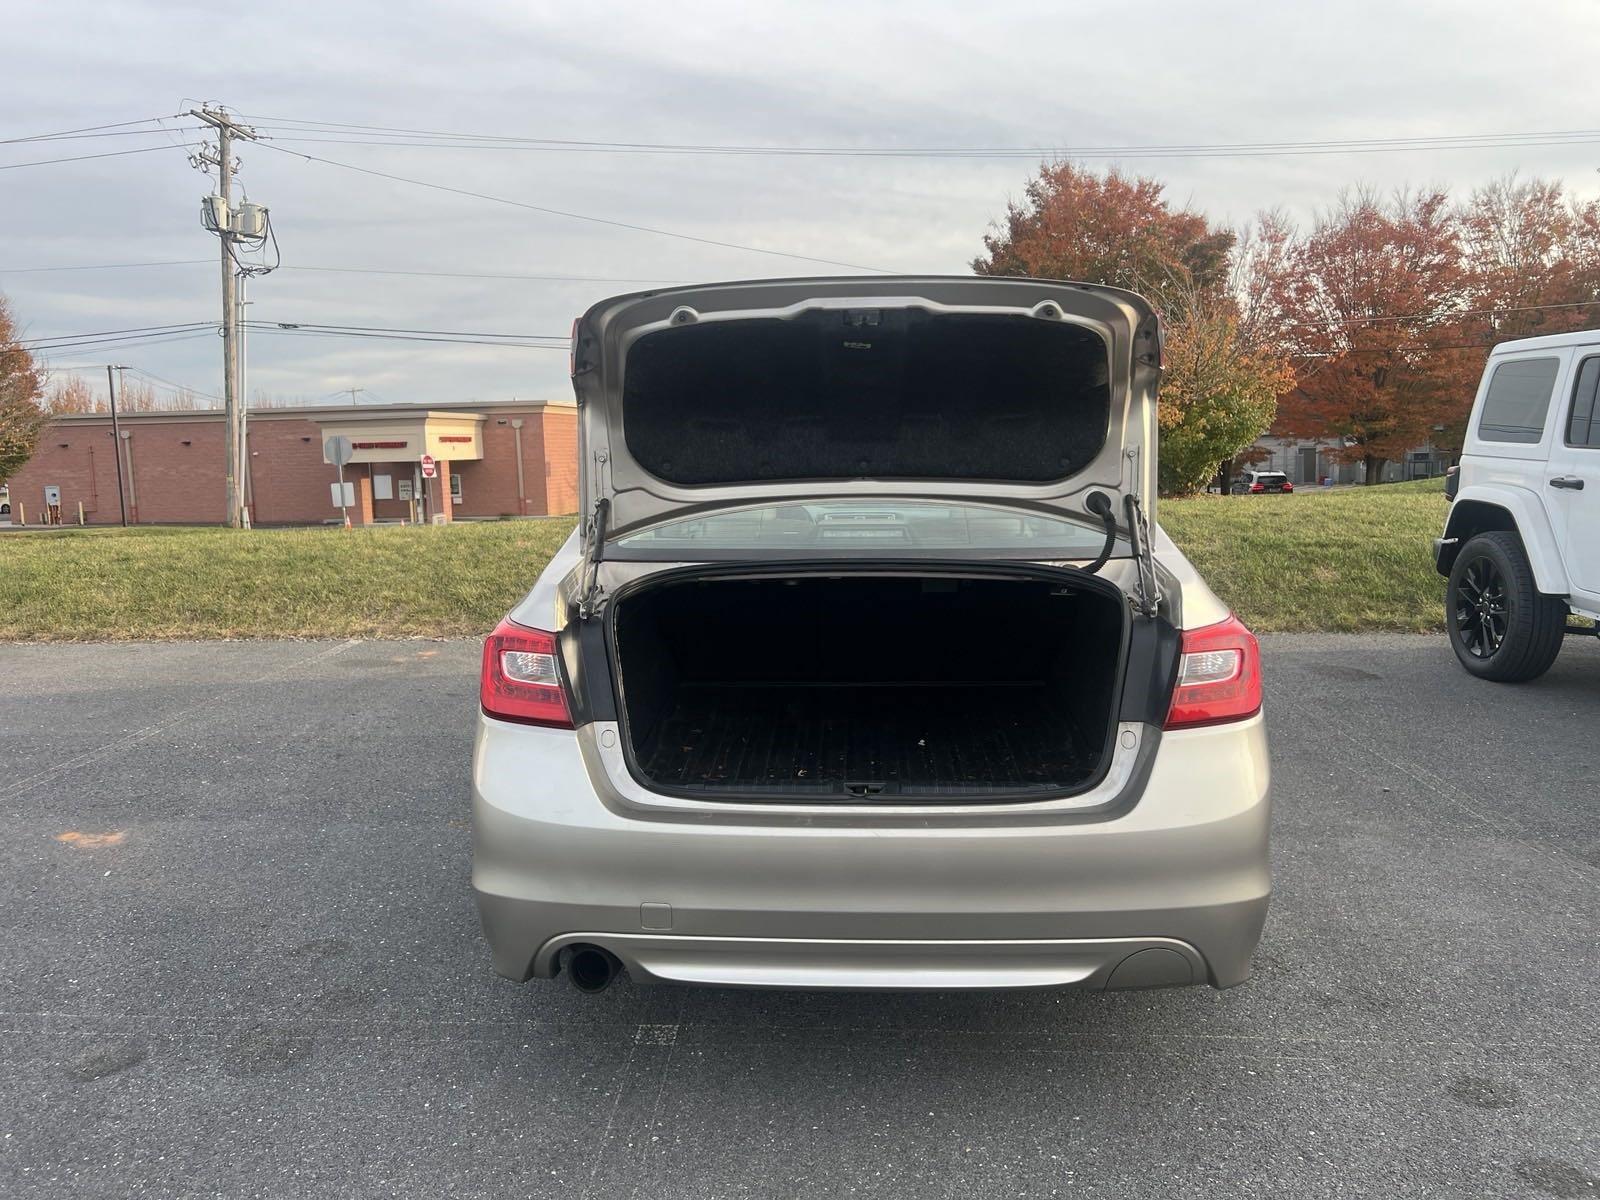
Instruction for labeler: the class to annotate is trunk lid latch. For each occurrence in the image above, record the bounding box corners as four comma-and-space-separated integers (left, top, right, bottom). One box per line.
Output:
844, 781, 888, 797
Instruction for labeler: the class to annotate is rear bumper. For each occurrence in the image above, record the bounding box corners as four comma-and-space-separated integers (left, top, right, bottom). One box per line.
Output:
518, 931, 1216, 991
471, 714, 1271, 990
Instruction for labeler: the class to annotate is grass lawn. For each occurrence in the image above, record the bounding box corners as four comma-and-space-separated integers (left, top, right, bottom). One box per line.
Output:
1162, 477, 1449, 633
0, 481, 1450, 640
0, 519, 577, 641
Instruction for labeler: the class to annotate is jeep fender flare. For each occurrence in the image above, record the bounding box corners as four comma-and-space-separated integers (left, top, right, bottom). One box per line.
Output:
1440, 484, 1570, 595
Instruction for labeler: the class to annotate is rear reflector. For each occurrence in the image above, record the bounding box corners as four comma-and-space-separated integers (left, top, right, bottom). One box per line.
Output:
1164, 613, 1262, 729
481, 617, 575, 728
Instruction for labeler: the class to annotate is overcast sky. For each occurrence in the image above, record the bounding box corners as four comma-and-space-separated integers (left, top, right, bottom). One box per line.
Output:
5, 0, 1600, 407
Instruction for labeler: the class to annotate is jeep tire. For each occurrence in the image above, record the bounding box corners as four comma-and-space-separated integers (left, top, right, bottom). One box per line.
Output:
1446, 531, 1566, 682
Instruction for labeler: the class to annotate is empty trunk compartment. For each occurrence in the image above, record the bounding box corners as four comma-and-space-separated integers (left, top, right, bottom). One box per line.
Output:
610, 571, 1128, 801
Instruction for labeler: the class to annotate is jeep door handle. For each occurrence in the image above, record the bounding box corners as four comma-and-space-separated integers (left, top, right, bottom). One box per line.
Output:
1548, 476, 1585, 490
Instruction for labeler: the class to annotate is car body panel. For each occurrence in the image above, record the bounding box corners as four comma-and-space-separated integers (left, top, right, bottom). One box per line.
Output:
1545, 351, 1600, 601
472, 712, 1270, 989
570, 276, 1162, 542
1438, 335, 1591, 601
474, 277, 1269, 993
1438, 482, 1570, 595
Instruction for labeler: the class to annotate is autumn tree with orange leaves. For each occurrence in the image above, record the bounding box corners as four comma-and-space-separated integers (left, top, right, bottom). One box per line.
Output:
1267, 177, 1600, 477
1270, 188, 1467, 483
0, 296, 47, 484
974, 162, 1294, 493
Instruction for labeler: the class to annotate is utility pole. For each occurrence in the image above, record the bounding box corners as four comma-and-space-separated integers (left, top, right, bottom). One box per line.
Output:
237, 270, 251, 521
190, 106, 258, 528
105, 365, 128, 527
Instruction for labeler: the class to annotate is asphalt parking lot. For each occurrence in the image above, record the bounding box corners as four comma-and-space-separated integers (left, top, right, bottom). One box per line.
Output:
2, 633, 1597, 1198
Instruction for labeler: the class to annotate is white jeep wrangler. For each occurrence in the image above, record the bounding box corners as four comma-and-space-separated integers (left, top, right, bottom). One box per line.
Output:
1436, 330, 1600, 681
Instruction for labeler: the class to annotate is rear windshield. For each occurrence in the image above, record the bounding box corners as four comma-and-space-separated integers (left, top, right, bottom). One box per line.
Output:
610, 499, 1121, 559
621, 309, 1111, 485
1256, 473, 1287, 483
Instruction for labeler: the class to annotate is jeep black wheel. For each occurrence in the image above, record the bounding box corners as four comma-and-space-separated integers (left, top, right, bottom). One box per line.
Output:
1446, 531, 1565, 682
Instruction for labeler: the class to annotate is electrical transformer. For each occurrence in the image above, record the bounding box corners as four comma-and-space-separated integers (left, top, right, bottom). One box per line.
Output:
201, 195, 231, 233
232, 202, 268, 240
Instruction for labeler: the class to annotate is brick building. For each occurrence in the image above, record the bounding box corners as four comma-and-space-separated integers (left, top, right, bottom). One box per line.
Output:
3, 399, 579, 527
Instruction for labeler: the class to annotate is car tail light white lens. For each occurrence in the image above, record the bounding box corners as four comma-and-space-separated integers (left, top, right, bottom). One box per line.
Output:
481, 618, 574, 728
1165, 613, 1262, 729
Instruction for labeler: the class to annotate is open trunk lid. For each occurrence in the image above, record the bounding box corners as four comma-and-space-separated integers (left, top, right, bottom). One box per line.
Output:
570, 277, 1163, 546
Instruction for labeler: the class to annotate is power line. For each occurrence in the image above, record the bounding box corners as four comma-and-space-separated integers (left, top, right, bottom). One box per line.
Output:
44, 362, 222, 402
264, 132, 1600, 159
242, 114, 1600, 159
18, 322, 215, 347
252, 319, 567, 339
1283, 296, 1600, 334
281, 264, 688, 284
124, 366, 223, 401
0, 259, 682, 284
0, 259, 212, 273
0, 143, 201, 171
253, 141, 894, 273
30, 330, 220, 357
246, 326, 567, 349
0, 115, 179, 144
0, 127, 204, 145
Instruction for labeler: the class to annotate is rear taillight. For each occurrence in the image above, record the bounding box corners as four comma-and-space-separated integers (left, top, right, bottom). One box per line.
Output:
1250, 483, 1264, 493
481, 617, 574, 728
1282, 482, 1294, 492
1164, 614, 1262, 729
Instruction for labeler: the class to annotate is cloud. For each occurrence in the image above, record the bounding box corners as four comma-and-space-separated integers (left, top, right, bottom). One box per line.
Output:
5, 0, 1599, 406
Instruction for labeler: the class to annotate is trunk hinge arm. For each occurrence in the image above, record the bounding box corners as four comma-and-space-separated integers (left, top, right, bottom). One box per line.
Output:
578, 496, 610, 619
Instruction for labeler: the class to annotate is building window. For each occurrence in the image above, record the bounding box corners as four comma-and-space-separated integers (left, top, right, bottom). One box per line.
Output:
450, 472, 463, 503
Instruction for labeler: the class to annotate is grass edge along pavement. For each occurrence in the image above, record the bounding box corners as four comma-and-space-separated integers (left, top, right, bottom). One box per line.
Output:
0, 480, 1450, 640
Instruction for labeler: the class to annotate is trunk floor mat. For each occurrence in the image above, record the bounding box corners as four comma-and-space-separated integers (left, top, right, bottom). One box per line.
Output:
634, 683, 1095, 794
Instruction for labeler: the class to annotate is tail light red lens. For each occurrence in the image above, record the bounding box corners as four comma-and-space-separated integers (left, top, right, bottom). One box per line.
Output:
481, 617, 575, 728
1165, 613, 1262, 729
1282, 482, 1294, 492
1249, 483, 1264, 493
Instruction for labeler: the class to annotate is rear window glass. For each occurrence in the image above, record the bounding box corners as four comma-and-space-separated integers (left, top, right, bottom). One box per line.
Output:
1568, 356, 1600, 448
1478, 357, 1559, 444
620, 309, 1111, 485
611, 499, 1119, 558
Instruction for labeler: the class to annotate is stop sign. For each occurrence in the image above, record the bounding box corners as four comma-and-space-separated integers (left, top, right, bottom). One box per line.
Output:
420, 453, 437, 479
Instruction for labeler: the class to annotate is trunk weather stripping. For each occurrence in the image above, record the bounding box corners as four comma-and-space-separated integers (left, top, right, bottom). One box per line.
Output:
579, 497, 610, 619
